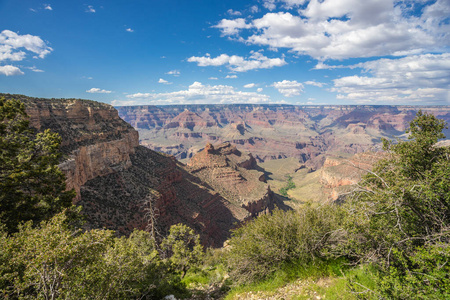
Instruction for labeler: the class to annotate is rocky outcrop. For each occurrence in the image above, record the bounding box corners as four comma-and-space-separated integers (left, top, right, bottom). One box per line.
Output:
186, 142, 285, 218
80, 146, 240, 247
12, 95, 139, 202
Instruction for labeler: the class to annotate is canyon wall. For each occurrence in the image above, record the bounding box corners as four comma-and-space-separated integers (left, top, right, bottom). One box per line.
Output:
118, 104, 450, 168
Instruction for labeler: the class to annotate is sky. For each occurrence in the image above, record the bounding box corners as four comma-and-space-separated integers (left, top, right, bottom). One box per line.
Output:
0, 0, 449, 106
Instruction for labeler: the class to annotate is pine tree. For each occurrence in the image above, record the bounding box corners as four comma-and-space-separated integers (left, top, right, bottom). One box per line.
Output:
0, 97, 75, 234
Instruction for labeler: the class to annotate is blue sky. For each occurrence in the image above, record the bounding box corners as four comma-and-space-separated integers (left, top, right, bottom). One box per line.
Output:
0, 0, 449, 106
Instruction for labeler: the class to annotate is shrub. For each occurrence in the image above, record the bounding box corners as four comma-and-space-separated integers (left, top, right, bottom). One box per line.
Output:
225, 205, 344, 284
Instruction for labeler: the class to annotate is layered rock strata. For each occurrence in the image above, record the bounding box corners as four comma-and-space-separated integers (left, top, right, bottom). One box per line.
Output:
15, 95, 139, 202
118, 104, 450, 168
186, 142, 286, 218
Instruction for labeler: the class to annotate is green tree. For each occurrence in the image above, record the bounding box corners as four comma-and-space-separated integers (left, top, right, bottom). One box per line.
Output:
161, 224, 204, 278
0, 97, 75, 233
0, 213, 185, 299
0, 212, 114, 299
345, 111, 450, 298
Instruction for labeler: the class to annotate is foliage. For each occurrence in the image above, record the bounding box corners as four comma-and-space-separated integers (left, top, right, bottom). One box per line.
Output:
0, 97, 75, 234
0, 213, 188, 299
161, 223, 204, 278
344, 111, 450, 298
279, 175, 296, 196
225, 206, 344, 284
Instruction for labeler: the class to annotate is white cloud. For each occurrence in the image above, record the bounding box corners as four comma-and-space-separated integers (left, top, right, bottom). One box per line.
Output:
272, 80, 304, 97
227, 9, 242, 16
188, 51, 286, 72
263, 0, 307, 10
86, 88, 112, 94
158, 78, 172, 84
225, 75, 238, 79
0, 30, 53, 61
215, 0, 449, 60
166, 70, 180, 76
244, 83, 256, 88
86, 5, 96, 13
332, 53, 450, 104
209, 77, 218, 80
263, 0, 277, 11
257, 88, 263, 92
213, 18, 251, 35
304, 80, 325, 87
0, 65, 24, 76
115, 82, 270, 105
250, 5, 259, 13
126, 28, 134, 32
44, 4, 52, 10
25, 66, 44, 73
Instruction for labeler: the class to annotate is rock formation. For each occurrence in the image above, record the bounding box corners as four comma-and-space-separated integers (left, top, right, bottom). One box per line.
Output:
186, 142, 285, 219
117, 104, 450, 168
319, 152, 384, 201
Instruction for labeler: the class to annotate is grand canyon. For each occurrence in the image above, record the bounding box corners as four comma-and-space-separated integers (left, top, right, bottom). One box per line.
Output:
4, 93, 450, 247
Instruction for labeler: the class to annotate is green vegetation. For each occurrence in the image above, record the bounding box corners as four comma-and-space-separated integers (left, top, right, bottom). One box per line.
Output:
342, 110, 450, 299
279, 175, 296, 196
2, 99, 449, 299
222, 111, 450, 299
0, 97, 75, 234
0, 99, 199, 299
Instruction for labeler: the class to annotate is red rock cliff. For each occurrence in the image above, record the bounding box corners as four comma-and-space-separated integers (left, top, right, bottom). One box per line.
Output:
6, 95, 139, 202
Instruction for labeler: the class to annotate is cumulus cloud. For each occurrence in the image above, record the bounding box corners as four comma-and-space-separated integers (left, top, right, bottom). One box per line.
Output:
166, 70, 180, 76
272, 80, 304, 97
158, 78, 172, 84
263, 0, 277, 11
250, 5, 259, 13
243, 83, 256, 88
126, 28, 134, 32
332, 53, 450, 104
257, 88, 263, 92
225, 75, 238, 79
25, 66, 44, 73
44, 4, 52, 10
113, 82, 270, 105
227, 9, 242, 16
0, 30, 53, 61
86, 88, 112, 94
86, 5, 95, 13
213, 18, 252, 35
188, 51, 286, 72
215, 0, 449, 60
209, 77, 218, 80
0, 65, 24, 76
304, 80, 325, 87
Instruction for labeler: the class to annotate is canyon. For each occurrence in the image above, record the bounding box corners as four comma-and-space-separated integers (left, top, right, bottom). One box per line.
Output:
4, 93, 450, 247
118, 104, 450, 170
1, 94, 281, 247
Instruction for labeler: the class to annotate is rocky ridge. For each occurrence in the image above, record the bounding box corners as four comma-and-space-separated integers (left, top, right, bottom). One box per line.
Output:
118, 104, 450, 168
186, 142, 284, 219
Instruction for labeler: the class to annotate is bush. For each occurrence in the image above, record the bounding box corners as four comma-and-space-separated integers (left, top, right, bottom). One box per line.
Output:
225, 205, 344, 284
0, 213, 187, 299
